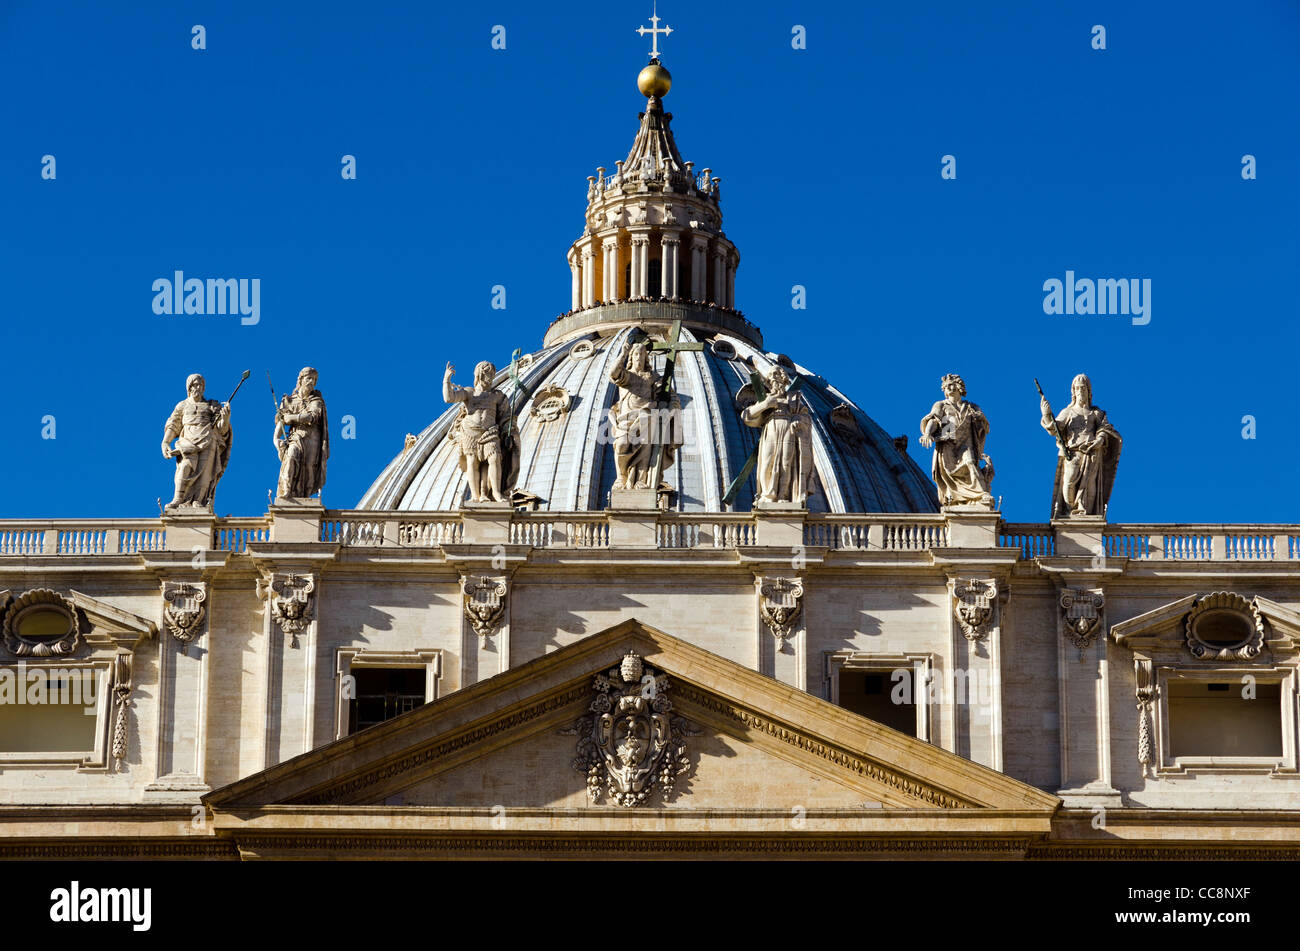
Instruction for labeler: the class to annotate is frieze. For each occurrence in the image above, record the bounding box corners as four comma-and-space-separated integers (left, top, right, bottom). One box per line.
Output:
672, 683, 972, 809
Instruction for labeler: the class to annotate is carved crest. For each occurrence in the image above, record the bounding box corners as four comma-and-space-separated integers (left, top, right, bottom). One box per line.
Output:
759, 578, 804, 642
463, 576, 507, 638
0, 589, 81, 657
162, 581, 207, 643
1184, 591, 1265, 660
529, 383, 572, 423
566, 653, 694, 807
1060, 587, 1105, 651
953, 579, 997, 642
268, 573, 315, 646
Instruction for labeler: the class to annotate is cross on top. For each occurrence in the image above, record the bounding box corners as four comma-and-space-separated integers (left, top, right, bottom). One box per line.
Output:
637, 6, 672, 61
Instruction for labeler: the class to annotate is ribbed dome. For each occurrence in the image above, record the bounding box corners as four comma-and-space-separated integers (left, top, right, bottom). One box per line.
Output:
359, 58, 938, 515
358, 324, 938, 514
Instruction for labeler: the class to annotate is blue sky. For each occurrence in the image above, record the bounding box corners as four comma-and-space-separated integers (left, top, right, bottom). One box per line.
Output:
1, 1, 1296, 521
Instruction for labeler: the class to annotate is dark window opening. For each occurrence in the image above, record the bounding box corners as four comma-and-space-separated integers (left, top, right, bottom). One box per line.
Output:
838, 669, 916, 736
349, 667, 426, 734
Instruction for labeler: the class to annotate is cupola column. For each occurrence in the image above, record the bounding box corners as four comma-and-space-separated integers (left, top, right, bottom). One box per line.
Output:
580, 243, 596, 308
568, 250, 580, 310
661, 232, 681, 299
629, 229, 651, 298
710, 244, 727, 305
600, 233, 620, 301
690, 235, 709, 301
726, 251, 737, 309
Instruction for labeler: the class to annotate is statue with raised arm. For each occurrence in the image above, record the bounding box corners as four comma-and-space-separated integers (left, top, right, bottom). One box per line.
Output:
608, 337, 682, 490
741, 365, 813, 504
1039, 373, 1121, 519
444, 360, 518, 503
918, 373, 994, 508
161, 373, 232, 511
274, 366, 329, 501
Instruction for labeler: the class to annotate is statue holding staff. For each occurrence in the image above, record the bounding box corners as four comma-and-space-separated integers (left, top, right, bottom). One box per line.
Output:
1038, 374, 1121, 519
161, 371, 246, 512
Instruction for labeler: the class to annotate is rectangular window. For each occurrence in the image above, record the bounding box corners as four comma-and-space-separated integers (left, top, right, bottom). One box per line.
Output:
0, 670, 99, 753
838, 669, 917, 737
348, 667, 427, 734
1168, 680, 1283, 759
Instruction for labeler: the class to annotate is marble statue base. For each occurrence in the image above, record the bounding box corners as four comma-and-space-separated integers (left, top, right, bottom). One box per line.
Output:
608, 487, 660, 511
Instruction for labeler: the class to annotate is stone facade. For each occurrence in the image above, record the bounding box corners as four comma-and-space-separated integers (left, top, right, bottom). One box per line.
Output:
0, 511, 1296, 857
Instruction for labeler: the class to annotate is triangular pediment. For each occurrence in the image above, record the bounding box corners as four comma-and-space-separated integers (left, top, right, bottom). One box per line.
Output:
208, 620, 1057, 817
1112, 591, 1300, 656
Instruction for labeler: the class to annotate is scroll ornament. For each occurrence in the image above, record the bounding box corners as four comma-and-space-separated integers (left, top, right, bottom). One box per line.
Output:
1060, 588, 1104, 652
268, 573, 316, 646
760, 578, 804, 643
463, 576, 507, 638
162, 582, 207, 643
953, 579, 997, 642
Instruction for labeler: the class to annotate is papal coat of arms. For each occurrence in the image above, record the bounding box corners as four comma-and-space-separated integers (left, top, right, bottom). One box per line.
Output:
566, 652, 694, 807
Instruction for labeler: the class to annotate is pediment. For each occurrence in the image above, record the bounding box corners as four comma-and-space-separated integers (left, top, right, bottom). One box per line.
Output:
1112, 591, 1300, 657
68, 589, 157, 652
0, 588, 155, 657
208, 620, 1057, 819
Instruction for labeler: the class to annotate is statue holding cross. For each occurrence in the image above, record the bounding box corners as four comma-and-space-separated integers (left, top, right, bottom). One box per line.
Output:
607, 322, 702, 492
740, 365, 814, 505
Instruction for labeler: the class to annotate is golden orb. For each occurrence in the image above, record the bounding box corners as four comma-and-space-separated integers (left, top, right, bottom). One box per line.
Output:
637, 62, 672, 98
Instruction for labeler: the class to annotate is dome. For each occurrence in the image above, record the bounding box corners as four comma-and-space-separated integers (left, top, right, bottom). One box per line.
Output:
358, 317, 937, 513
358, 56, 939, 515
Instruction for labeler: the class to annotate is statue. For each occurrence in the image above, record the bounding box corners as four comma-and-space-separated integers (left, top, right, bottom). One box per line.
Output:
443, 360, 518, 503
1039, 374, 1121, 518
741, 366, 813, 504
161, 373, 233, 512
919, 373, 994, 507
274, 367, 329, 501
608, 338, 682, 490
